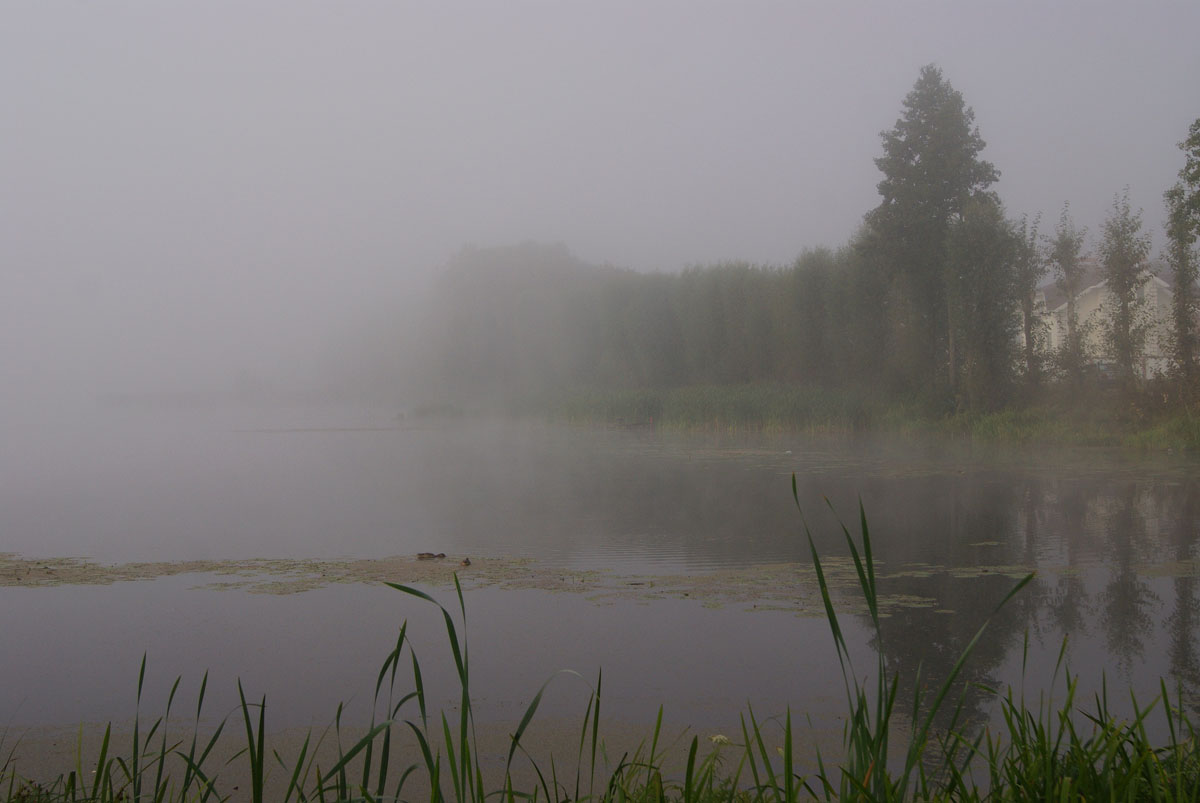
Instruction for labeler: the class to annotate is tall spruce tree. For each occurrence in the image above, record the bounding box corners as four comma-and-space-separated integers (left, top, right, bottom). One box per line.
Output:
864, 65, 999, 400
1098, 188, 1152, 387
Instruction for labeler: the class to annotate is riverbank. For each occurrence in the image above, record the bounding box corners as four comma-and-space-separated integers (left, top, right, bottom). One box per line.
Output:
520, 384, 1200, 451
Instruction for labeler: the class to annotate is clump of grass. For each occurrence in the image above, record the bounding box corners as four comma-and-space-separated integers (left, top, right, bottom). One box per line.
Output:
974, 635, 1200, 801
946, 405, 1131, 447
1124, 411, 1200, 451
793, 478, 1033, 801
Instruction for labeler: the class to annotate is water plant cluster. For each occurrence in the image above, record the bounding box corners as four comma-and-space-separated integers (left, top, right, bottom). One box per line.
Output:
5, 488, 1200, 802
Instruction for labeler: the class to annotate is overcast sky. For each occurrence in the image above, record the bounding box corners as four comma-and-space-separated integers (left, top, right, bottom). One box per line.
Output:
3, 1, 1198, 399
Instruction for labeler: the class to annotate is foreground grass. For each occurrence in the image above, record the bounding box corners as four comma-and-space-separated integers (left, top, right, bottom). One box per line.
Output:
5, 486, 1200, 801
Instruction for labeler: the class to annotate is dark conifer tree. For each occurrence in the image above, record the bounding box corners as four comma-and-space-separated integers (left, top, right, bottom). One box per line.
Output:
863, 65, 999, 400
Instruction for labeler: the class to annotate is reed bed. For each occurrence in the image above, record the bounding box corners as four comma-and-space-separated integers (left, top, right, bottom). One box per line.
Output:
548, 384, 1200, 450
552, 386, 912, 434
4, 479, 1199, 802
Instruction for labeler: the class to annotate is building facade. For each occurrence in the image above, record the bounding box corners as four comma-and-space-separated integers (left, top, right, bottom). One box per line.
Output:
1037, 259, 1174, 379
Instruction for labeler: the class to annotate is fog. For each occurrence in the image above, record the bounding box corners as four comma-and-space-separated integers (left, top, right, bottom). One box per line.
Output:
3, 1, 1197, 409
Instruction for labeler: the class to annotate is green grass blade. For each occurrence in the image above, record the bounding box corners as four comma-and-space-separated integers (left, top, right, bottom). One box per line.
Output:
237, 680, 266, 803
591, 670, 604, 801
505, 669, 581, 778
173, 750, 222, 803
132, 653, 146, 803
318, 722, 392, 789
279, 730, 312, 803
412, 649, 429, 730
375, 622, 408, 701
783, 708, 794, 803
683, 736, 699, 802
91, 723, 112, 799
441, 713, 463, 803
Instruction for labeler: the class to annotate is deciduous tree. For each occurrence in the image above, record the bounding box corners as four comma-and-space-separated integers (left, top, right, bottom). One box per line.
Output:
1098, 189, 1152, 387
1047, 205, 1090, 384
1165, 119, 1200, 389
1013, 213, 1047, 387
1165, 189, 1199, 387
1179, 118, 1200, 224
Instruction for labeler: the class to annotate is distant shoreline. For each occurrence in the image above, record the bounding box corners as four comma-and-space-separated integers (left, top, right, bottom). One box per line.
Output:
484, 383, 1200, 451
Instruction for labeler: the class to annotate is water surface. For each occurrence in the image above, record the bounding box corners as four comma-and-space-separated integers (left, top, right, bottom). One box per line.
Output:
3, 405, 1198, 743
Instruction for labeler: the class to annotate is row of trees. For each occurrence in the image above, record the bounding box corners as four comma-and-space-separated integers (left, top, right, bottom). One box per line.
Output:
428, 242, 879, 401
860, 66, 1199, 408
424, 68, 1200, 413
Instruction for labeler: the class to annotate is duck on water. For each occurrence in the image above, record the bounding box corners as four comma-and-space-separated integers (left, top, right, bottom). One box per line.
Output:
416, 553, 472, 567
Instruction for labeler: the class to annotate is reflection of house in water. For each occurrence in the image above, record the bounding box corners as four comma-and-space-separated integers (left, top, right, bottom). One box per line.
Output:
1033, 258, 1176, 379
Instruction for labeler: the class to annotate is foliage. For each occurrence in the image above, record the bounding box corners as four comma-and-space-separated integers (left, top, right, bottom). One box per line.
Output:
425, 242, 625, 402
795, 482, 1034, 801
1180, 118, 1200, 226
983, 641, 1200, 801
428, 245, 885, 404
1097, 189, 1153, 389
1012, 214, 1048, 389
415, 81, 1200, 420
1046, 204, 1092, 385
944, 195, 1021, 410
862, 65, 1000, 401
1164, 183, 1199, 387
1166, 119, 1200, 393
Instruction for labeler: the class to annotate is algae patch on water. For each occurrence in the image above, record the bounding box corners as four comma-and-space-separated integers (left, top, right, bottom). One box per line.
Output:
0, 553, 556, 594
0, 552, 958, 618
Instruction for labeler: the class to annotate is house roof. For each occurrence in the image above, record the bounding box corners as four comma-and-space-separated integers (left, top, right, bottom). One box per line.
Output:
1039, 257, 1177, 312
1039, 257, 1102, 311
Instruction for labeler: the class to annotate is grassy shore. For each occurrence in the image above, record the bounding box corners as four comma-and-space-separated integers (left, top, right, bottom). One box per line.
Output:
5, 487, 1200, 801
535, 384, 1200, 451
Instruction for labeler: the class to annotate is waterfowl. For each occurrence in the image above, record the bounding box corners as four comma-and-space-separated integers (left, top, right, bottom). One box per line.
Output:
460, 557, 471, 567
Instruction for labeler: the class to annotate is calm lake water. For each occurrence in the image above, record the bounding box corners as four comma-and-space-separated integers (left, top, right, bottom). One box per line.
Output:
2, 404, 1199, 745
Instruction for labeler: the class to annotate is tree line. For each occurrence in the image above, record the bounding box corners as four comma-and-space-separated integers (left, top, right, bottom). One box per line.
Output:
424, 67, 1200, 414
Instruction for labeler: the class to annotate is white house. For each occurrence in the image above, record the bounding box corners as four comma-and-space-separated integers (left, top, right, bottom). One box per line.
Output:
1038, 258, 1175, 379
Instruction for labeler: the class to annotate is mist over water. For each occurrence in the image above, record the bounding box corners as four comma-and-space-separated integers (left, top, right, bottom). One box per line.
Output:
3, 2, 1200, 772
3, 412, 1199, 733
6, 410, 1196, 569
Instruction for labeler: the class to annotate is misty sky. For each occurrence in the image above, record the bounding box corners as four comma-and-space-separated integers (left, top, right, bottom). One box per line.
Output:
3, 2, 1198, 400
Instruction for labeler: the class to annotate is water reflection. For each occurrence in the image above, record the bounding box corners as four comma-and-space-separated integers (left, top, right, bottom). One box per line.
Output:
867, 469, 1200, 731
2, 412, 1199, 732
